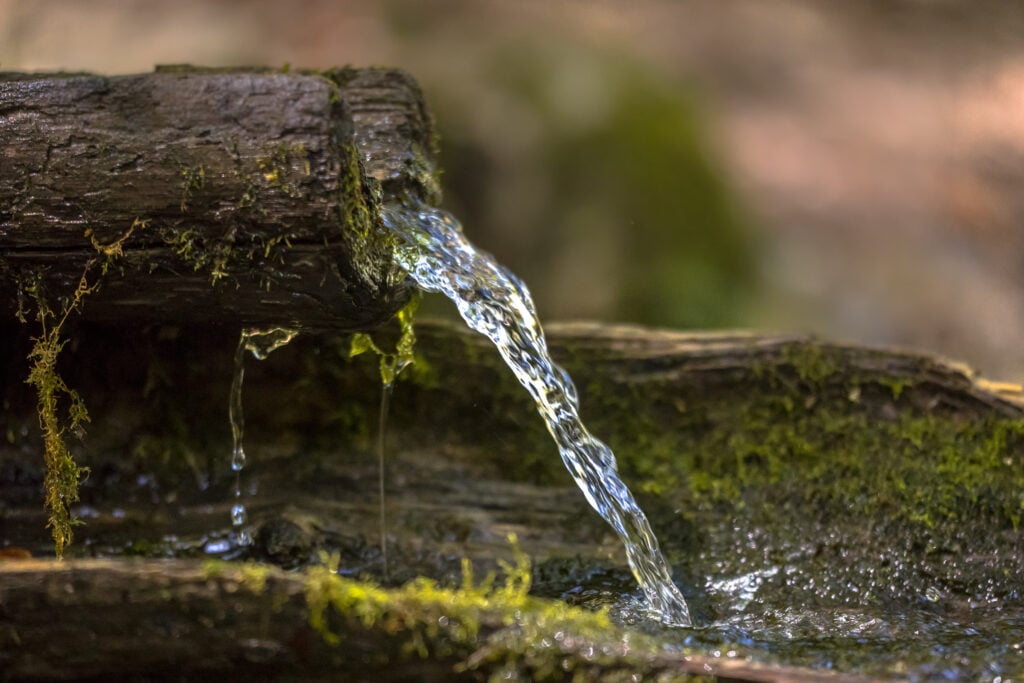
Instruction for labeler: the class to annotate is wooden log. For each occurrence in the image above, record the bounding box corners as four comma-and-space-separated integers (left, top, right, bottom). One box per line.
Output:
0, 67, 438, 329
1, 321, 1021, 679
0, 558, 871, 683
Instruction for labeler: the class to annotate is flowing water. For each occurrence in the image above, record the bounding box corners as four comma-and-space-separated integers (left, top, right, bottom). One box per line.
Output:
381, 201, 692, 626
227, 326, 299, 546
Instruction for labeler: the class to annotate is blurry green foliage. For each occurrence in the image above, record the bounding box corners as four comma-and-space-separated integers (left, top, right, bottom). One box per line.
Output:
432, 41, 758, 328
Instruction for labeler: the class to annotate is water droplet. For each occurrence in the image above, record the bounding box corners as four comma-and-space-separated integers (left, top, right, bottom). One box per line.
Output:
204, 539, 232, 555
231, 504, 247, 527
231, 445, 246, 472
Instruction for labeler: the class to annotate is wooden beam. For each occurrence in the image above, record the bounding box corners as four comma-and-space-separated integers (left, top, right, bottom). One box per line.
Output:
0, 67, 437, 330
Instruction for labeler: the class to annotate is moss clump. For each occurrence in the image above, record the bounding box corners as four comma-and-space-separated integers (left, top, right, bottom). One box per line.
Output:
594, 342, 1024, 534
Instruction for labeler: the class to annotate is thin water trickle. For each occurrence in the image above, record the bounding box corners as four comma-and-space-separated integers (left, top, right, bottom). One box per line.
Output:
378, 381, 394, 580
382, 201, 692, 626
228, 326, 299, 547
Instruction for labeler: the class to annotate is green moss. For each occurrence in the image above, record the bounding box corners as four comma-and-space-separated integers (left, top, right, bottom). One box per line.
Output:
256, 142, 310, 197
781, 342, 839, 386
239, 563, 271, 593
202, 560, 270, 594
165, 226, 233, 283
318, 65, 360, 91
179, 165, 205, 212
25, 278, 91, 559
22, 219, 146, 557
165, 144, 314, 284
201, 559, 230, 578
581, 343, 1024, 536
349, 292, 422, 387
302, 536, 672, 680
339, 141, 379, 242
879, 376, 911, 400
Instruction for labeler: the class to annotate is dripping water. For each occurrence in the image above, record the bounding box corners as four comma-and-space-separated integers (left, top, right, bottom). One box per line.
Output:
378, 381, 394, 580
382, 201, 692, 626
350, 298, 417, 581
228, 326, 299, 547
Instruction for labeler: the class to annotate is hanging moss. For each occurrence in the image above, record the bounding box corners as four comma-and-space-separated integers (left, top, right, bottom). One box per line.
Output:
22, 219, 147, 557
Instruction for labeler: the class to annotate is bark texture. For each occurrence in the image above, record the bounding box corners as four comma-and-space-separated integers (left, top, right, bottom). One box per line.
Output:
0, 67, 437, 329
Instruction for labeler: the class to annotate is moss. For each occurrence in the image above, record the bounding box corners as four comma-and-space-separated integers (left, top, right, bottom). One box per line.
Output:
164, 227, 233, 283
577, 343, 1024, 537
256, 142, 310, 197
22, 219, 146, 557
24, 274, 92, 559
349, 292, 422, 387
318, 65, 360, 91
239, 563, 271, 593
781, 342, 839, 386
879, 376, 911, 400
179, 165, 205, 212
339, 141, 384, 251
164, 143, 314, 285
302, 536, 679, 680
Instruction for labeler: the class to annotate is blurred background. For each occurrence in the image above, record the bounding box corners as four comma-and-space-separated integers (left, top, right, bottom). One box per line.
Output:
3, 0, 1024, 380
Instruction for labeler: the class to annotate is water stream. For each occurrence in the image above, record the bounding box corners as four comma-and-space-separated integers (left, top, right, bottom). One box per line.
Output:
228, 326, 299, 546
382, 201, 692, 626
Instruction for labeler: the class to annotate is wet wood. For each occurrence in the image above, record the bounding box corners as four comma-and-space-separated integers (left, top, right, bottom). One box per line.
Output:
1, 320, 1020, 681
0, 67, 438, 330
0, 558, 870, 683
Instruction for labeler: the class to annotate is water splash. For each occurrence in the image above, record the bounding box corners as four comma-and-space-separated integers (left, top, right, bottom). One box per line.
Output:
382, 202, 692, 626
228, 326, 299, 546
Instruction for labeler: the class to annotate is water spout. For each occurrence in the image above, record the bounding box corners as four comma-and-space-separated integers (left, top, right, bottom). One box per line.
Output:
382, 202, 691, 626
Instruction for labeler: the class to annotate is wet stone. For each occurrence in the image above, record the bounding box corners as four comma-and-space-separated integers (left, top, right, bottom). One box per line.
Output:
254, 517, 316, 568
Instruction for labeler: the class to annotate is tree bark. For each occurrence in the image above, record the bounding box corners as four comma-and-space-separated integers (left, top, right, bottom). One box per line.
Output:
0, 67, 437, 330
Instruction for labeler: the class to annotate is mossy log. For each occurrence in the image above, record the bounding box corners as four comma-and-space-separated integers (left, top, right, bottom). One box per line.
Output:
0, 67, 438, 329
1, 320, 1022, 679
0, 558, 868, 683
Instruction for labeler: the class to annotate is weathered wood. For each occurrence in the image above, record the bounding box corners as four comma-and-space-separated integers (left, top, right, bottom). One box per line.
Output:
1, 321, 1021, 680
0, 558, 870, 683
0, 67, 437, 329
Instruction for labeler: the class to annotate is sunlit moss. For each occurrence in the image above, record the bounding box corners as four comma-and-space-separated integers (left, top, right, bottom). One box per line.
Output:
303, 535, 647, 680
350, 292, 422, 387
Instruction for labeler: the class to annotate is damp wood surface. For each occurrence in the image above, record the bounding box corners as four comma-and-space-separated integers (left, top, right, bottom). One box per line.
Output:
1, 319, 1022, 680
0, 558, 875, 683
0, 66, 437, 330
